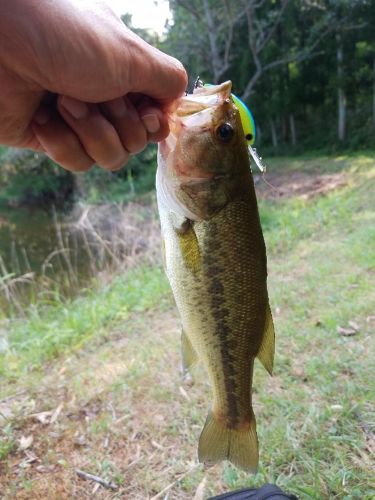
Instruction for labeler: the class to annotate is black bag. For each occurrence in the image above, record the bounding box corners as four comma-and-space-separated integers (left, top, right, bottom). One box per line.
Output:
207, 483, 298, 500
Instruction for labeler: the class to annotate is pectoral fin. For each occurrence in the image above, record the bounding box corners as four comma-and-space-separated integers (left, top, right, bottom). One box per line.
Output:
176, 220, 201, 273
181, 329, 198, 374
256, 302, 275, 375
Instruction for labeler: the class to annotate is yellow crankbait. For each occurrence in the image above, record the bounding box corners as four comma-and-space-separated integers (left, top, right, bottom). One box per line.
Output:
231, 93, 256, 146
230, 93, 266, 173
201, 80, 266, 172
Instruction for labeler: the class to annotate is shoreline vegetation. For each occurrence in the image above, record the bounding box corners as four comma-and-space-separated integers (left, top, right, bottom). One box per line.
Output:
0, 154, 374, 498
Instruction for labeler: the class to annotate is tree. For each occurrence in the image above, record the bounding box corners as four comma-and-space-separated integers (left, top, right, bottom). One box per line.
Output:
163, 0, 375, 149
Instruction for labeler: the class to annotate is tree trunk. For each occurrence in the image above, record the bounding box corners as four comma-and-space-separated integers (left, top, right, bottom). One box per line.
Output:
202, 0, 221, 83
270, 119, 278, 148
337, 32, 346, 142
289, 114, 297, 146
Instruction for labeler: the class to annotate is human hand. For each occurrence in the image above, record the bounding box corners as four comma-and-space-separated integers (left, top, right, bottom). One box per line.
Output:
0, 0, 187, 171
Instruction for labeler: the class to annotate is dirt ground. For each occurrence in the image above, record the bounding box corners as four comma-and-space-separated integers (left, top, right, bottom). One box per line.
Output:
254, 171, 346, 200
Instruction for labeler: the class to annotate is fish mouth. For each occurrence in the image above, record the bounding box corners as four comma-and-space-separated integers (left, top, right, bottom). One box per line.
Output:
169, 81, 233, 136
159, 81, 234, 159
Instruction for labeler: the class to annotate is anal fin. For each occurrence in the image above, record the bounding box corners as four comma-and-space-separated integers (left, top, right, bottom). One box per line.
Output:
257, 302, 275, 375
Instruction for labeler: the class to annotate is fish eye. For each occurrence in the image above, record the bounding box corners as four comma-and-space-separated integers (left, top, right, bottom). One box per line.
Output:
216, 122, 234, 142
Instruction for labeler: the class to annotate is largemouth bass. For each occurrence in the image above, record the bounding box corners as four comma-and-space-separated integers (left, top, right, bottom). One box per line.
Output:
156, 81, 275, 472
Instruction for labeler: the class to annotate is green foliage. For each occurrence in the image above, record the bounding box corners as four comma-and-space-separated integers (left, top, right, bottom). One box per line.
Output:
164, 0, 375, 151
0, 149, 74, 208
76, 144, 157, 204
0, 424, 16, 461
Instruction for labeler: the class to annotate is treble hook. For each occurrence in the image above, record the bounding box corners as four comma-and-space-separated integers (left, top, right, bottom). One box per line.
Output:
188, 75, 204, 94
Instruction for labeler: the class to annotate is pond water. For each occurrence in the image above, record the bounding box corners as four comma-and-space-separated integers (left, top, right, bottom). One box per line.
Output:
0, 202, 160, 314
0, 205, 92, 311
0, 205, 66, 274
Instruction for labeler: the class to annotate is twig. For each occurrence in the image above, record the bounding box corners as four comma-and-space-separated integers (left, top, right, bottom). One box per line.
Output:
150, 464, 199, 500
75, 469, 118, 491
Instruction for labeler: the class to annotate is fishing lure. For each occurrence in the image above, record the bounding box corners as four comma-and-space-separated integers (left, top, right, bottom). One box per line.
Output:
230, 93, 266, 173
196, 78, 266, 173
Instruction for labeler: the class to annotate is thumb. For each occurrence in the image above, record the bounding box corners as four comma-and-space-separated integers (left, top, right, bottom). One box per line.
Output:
124, 30, 188, 106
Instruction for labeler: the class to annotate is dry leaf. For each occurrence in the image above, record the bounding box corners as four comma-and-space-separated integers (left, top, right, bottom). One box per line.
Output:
31, 411, 53, 424
18, 451, 38, 469
50, 403, 63, 424
92, 483, 101, 494
348, 320, 360, 332
19, 435, 33, 450
73, 434, 87, 447
330, 404, 343, 411
337, 325, 358, 336
151, 440, 164, 451
36, 465, 55, 473
179, 386, 190, 401
193, 476, 207, 500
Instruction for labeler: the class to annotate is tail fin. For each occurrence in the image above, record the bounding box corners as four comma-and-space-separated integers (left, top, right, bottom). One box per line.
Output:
198, 412, 258, 473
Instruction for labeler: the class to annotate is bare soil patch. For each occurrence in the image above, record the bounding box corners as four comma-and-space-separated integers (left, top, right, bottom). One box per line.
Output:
255, 172, 347, 200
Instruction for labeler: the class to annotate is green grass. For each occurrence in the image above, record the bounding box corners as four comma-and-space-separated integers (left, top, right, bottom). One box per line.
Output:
0, 154, 374, 499
0, 266, 170, 382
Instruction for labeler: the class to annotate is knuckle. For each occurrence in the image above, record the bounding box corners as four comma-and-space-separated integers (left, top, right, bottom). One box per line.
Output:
128, 142, 146, 155
123, 134, 147, 154
101, 152, 129, 171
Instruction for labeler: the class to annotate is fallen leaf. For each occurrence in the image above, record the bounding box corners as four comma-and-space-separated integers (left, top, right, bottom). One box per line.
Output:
292, 367, 306, 378
337, 325, 358, 336
179, 385, 190, 401
50, 403, 63, 424
17, 451, 39, 469
30, 411, 53, 424
330, 404, 343, 411
348, 320, 360, 332
151, 440, 164, 451
73, 434, 87, 447
58, 366, 67, 376
193, 475, 207, 500
19, 435, 33, 450
36, 465, 55, 473
92, 483, 101, 494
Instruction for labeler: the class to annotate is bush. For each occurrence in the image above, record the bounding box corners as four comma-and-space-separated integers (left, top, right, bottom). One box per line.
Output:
75, 144, 158, 203
0, 149, 75, 208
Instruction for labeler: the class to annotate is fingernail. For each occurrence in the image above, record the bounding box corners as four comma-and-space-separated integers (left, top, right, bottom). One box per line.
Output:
142, 114, 160, 134
33, 108, 50, 125
61, 96, 88, 119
